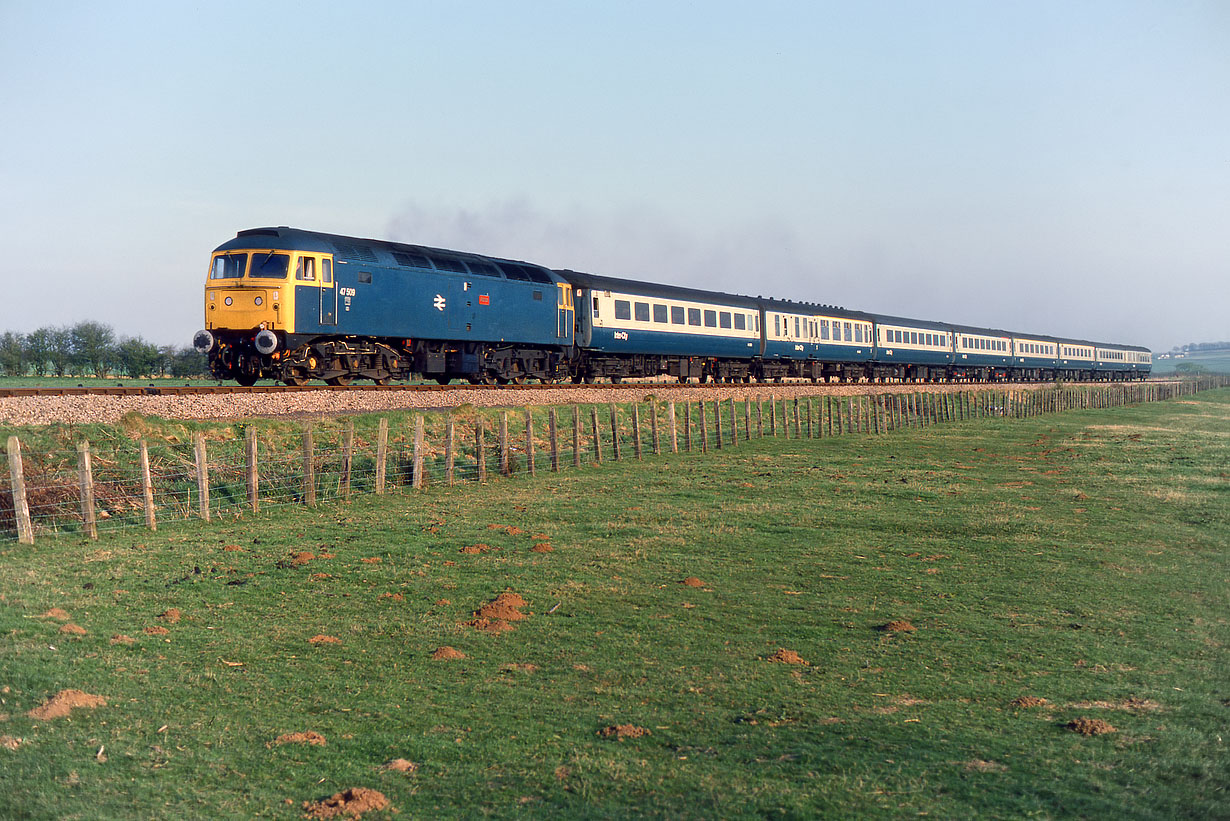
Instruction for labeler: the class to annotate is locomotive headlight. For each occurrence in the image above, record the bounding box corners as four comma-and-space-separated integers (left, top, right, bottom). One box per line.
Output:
224, 296, 233, 306
193, 329, 215, 353
254, 329, 278, 355
254, 296, 263, 306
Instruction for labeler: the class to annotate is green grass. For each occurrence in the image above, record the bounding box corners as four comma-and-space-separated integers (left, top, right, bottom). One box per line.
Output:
1, 391, 1226, 819
1150, 350, 1230, 375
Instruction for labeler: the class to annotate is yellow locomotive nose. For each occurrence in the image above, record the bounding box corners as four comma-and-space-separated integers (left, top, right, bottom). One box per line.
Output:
206, 286, 281, 330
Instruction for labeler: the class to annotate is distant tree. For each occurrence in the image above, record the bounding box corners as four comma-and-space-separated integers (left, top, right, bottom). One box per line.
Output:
46, 326, 73, 377
23, 327, 55, 377
69, 321, 116, 378
0, 331, 25, 377
169, 346, 209, 379
115, 336, 163, 379
1175, 362, 1208, 376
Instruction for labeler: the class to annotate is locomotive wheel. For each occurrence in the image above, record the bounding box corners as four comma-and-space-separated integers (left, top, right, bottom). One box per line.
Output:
325, 375, 352, 387
235, 371, 258, 387
283, 372, 308, 387
435, 376, 451, 385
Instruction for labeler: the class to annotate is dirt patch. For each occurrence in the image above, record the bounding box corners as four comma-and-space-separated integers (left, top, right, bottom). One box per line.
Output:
360, 557, 382, 564
159, 608, 182, 624
501, 663, 538, 674
1, 734, 21, 751
27, 689, 106, 720
144, 625, 170, 636
110, 634, 135, 646
59, 623, 87, 636
880, 620, 917, 633
767, 648, 809, 665
598, 724, 650, 740
681, 577, 704, 588
380, 758, 417, 774
1066, 717, 1116, 736
222, 544, 245, 552
488, 524, 526, 536
459, 543, 498, 555
465, 592, 530, 633
40, 608, 71, 621
430, 646, 466, 660
964, 759, 1007, 773
1010, 696, 1049, 709
434, 599, 451, 606
302, 787, 389, 819
309, 635, 342, 645
378, 593, 404, 601
279, 551, 316, 568
270, 731, 326, 747
530, 543, 553, 553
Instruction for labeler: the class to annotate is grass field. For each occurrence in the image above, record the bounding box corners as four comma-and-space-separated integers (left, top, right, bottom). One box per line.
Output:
1150, 351, 1230, 376
1, 391, 1226, 819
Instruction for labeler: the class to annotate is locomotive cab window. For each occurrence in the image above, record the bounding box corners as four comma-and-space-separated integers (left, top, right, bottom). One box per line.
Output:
210, 253, 246, 279
322, 259, 333, 284
250, 251, 289, 279
295, 256, 316, 281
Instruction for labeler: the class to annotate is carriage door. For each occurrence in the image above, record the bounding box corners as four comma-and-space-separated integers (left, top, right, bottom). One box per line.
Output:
557, 283, 574, 341
320, 258, 337, 325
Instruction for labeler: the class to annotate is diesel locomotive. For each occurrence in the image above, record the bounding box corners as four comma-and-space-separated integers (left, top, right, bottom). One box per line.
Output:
193, 227, 1151, 386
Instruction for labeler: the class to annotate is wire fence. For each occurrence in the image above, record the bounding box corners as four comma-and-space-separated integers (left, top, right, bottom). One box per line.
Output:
3, 377, 1225, 544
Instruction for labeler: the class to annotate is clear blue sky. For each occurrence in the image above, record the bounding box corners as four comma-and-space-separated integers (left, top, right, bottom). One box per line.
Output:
2, 0, 1226, 352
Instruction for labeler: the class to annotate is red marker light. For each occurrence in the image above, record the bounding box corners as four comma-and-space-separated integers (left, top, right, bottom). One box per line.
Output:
479, 295, 490, 305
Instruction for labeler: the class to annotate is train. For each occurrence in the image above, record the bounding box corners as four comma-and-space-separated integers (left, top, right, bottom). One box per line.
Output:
193, 227, 1152, 387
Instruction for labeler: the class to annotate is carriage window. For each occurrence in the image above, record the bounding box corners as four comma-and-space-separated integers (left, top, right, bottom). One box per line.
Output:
593, 296, 600, 317
704, 310, 717, 327
688, 308, 702, 326
210, 253, 247, 279
854, 325, 862, 343
733, 313, 746, 330
614, 300, 631, 320
843, 322, 852, 342
634, 302, 650, 322
250, 252, 290, 279
774, 315, 781, 336
821, 320, 830, 340
672, 306, 685, 324
653, 304, 668, 323
720, 312, 732, 329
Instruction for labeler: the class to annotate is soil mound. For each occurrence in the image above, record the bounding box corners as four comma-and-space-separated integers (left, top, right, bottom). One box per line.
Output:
430, 646, 466, 660
27, 689, 106, 720
488, 524, 526, 536
59, 623, 87, 636
302, 787, 388, 819
465, 617, 515, 634
309, 635, 342, 645
110, 635, 135, 645
767, 648, 809, 665
1010, 696, 1049, 709
271, 731, 326, 747
459, 543, 497, 554
530, 543, 553, 553
1, 735, 21, 751
380, 758, 417, 774
144, 625, 170, 636
159, 608, 182, 623
465, 591, 530, 633
1066, 717, 1116, 736
40, 608, 70, 621
598, 724, 650, 740
681, 577, 704, 588
278, 552, 316, 568
880, 620, 917, 633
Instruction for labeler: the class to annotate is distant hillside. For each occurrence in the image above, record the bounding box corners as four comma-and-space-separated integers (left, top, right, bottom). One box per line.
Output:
1151, 348, 1230, 375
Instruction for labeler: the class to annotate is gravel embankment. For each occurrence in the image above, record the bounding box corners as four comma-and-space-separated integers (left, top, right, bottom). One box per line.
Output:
0, 382, 1052, 427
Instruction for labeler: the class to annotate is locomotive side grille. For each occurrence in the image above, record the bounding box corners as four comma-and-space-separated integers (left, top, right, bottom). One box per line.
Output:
333, 242, 379, 263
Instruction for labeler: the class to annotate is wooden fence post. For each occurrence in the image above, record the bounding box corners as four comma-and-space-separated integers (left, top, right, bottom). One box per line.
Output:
246, 427, 259, 512
549, 408, 560, 472
591, 406, 603, 464
376, 418, 388, 494
76, 439, 98, 539
573, 405, 582, 468
476, 419, 487, 482
609, 403, 621, 460
341, 420, 354, 497
302, 427, 316, 506
745, 398, 752, 441
669, 402, 679, 453
525, 408, 536, 476
729, 399, 738, 446
139, 440, 156, 531
7, 436, 34, 544
769, 395, 777, 436
500, 411, 511, 476
713, 400, 722, 450
699, 401, 709, 452
757, 396, 764, 437
193, 432, 209, 522
793, 398, 801, 438
445, 416, 455, 486
651, 402, 661, 455
632, 404, 643, 459
412, 415, 425, 488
